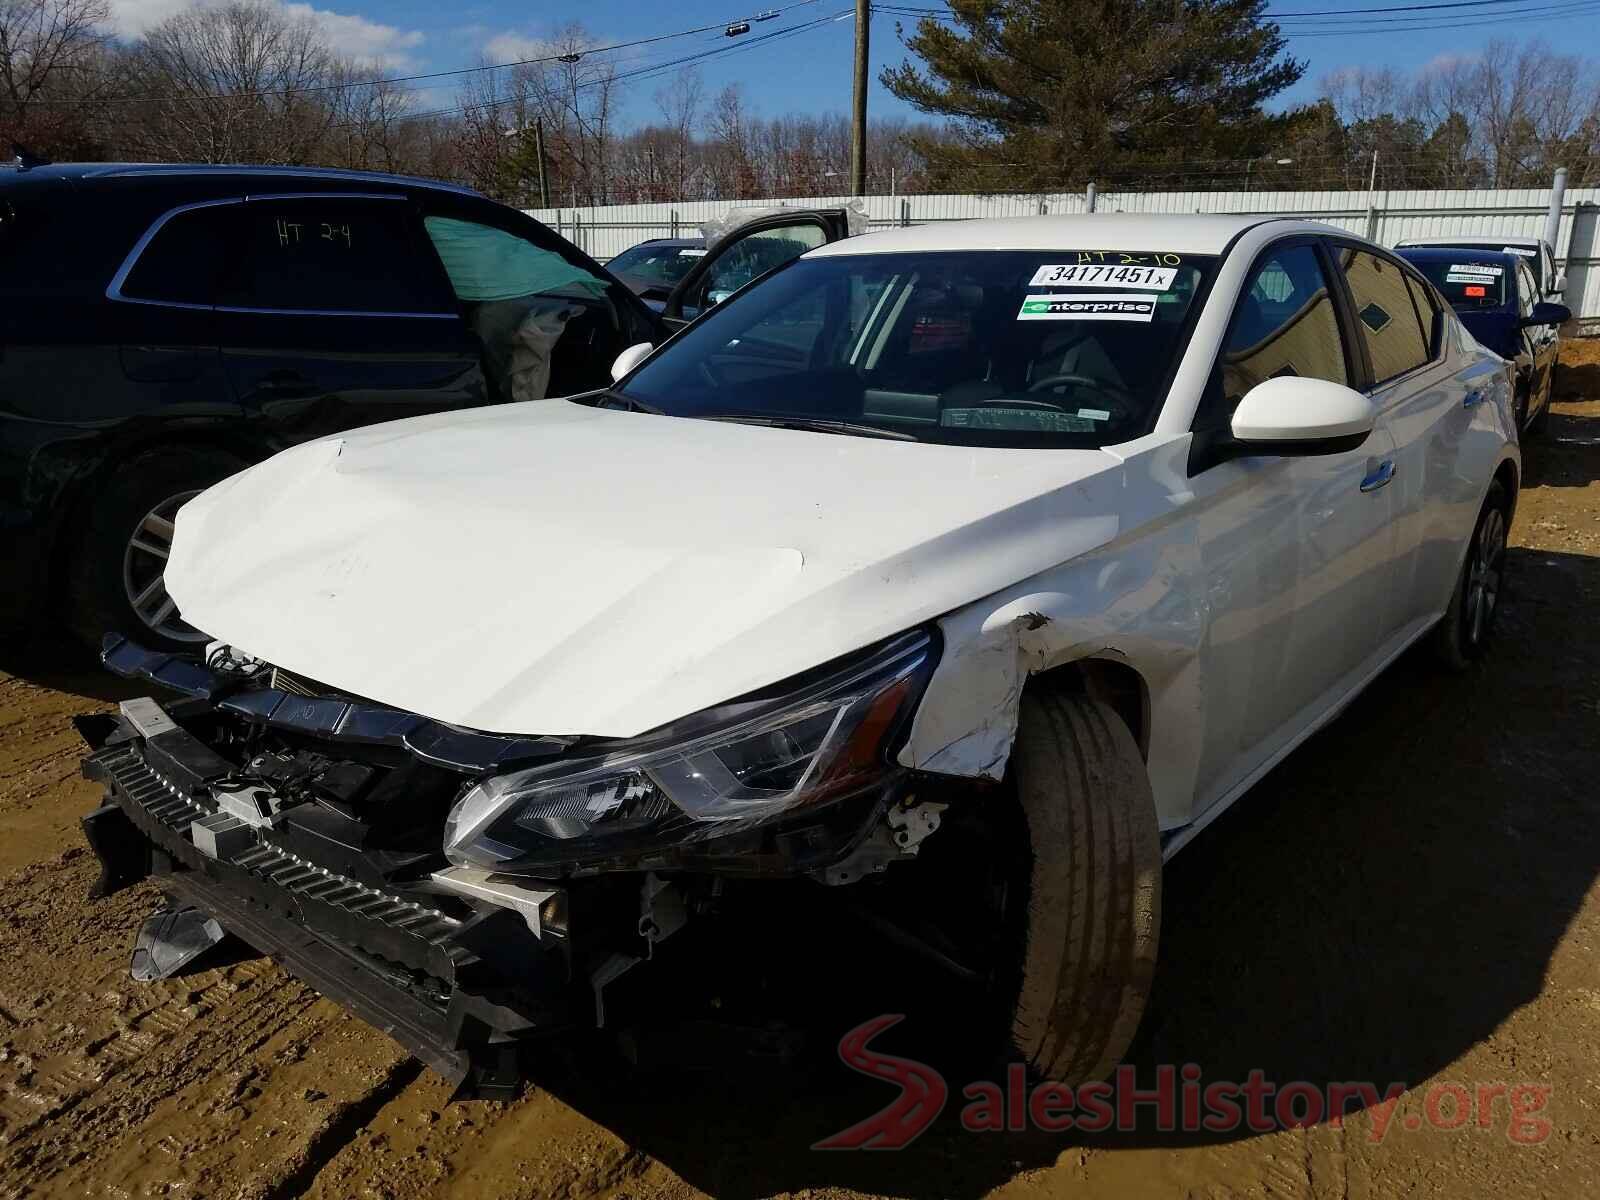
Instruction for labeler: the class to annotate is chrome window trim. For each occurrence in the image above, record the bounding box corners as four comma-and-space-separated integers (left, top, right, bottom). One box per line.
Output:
106, 192, 460, 319
87, 164, 481, 198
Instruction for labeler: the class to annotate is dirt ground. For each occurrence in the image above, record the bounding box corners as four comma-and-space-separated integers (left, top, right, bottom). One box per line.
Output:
3, 344, 1599, 1199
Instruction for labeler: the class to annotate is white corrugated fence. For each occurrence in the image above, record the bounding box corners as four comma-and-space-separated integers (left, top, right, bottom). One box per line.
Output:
525, 186, 1600, 326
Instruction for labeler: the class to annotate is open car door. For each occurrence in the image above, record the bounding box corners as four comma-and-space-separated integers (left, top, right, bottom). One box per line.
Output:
658, 208, 856, 333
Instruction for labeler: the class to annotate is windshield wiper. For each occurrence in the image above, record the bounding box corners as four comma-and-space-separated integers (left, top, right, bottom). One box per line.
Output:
696, 412, 920, 442
582, 391, 665, 415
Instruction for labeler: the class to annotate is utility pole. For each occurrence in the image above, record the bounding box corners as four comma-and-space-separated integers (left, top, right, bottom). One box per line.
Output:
534, 118, 550, 208
850, 0, 869, 195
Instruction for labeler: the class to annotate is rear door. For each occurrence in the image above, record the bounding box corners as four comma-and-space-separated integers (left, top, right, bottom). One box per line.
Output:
660, 209, 854, 332
1328, 241, 1465, 635
212, 192, 486, 443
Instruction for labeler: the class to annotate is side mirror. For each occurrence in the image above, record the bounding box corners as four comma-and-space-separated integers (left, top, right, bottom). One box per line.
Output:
610, 342, 653, 382
1548, 271, 1567, 299
1228, 376, 1375, 457
1521, 301, 1570, 329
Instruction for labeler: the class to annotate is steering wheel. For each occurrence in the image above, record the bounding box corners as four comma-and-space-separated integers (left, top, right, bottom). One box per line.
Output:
1025, 372, 1133, 403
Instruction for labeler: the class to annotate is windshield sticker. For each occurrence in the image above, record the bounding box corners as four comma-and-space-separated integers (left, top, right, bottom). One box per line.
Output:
678, 248, 708, 257
1464, 285, 1487, 298
1445, 271, 1498, 284
1018, 294, 1158, 322
1028, 263, 1178, 290
940, 406, 1096, 433
1448, 263, 1502, 275
1502, 246, 1536, 256
1077, 408, 1112, 421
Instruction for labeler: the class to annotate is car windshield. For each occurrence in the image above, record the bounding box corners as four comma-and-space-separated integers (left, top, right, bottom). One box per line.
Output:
614, 249, 1216, 447
607, 242, 704, 284
1407, 257, 1509, 310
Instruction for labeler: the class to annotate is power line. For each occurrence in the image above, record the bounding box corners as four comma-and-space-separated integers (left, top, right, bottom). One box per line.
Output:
342, 10, 853, 129
25, 1, 823, 107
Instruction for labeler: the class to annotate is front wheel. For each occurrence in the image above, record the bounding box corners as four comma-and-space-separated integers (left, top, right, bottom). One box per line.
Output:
1005, 691, 1162, 1084
68, 447, 246, 652
1430, 480, 1510, 670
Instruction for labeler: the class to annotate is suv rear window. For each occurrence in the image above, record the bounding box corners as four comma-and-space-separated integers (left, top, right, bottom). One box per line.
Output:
217, 198, 452, 315
119, 203, 238, 306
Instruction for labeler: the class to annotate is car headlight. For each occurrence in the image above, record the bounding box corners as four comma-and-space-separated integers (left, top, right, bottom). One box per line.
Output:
443, 631, 936, 872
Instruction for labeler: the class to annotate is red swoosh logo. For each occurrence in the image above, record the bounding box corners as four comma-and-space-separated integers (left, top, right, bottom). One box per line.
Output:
813, 1014, 948, 1150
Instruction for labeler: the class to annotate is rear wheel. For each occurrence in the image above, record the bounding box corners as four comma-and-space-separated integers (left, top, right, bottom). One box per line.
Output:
68, 447, 246, 652
1430, 480, 1510, 670
1004, 690, 1162, 1084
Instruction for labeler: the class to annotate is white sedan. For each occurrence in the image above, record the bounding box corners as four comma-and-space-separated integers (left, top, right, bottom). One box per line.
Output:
95, 214, 1518, 1092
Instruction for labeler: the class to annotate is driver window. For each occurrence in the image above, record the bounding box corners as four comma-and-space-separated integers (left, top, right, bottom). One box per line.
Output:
422, 216, 621, 402
1515, 262, 1537, 318
1220, 244, 1348, 411
689, 222, 828, 314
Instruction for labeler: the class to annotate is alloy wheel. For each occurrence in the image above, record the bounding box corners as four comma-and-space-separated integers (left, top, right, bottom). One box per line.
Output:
122, 490, 207, 644
1465, 506, 1507, 647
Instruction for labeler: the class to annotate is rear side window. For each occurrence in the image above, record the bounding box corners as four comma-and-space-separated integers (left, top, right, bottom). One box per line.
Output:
1404, 273, 1441, 356
217, 198, 452, 315
1219, 243, 1348, 410
1334, 248, 1430, 385
119, 203, 237, 306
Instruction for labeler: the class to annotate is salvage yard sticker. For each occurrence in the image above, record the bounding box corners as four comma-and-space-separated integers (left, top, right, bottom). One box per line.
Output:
1449, 263, 1501, 275
1028, 263, 1178, 289
1018, 294, 1158, 322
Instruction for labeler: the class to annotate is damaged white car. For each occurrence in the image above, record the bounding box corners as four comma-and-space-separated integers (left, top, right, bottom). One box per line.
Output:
80, 214, 1519, 1095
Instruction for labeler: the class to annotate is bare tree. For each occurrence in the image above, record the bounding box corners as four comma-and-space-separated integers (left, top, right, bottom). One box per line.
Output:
123, 0, 341, 165
653, 66, 702, 199
0, 0, 113, 155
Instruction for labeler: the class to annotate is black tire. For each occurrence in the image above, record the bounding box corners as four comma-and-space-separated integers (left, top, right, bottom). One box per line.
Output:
1430, 479, 1510, 671
67, 446, 246, 652
1006, 691, 1161, 1085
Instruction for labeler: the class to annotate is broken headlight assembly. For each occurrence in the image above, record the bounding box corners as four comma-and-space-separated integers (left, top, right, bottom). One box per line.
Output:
443, 631, 936, 873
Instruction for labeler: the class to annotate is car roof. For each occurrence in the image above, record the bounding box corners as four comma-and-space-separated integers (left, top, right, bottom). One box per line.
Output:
0, 161, 481, 197
1397, 246, 1521, 268
1395, 234, 1544, 251
805, 213, 1341, 258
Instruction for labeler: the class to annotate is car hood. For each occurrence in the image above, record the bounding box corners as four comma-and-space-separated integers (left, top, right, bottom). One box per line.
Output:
165, 400, 1126, 738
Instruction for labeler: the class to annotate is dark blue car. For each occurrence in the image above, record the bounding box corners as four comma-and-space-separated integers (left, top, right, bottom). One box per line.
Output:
1397, 247, 1570, 434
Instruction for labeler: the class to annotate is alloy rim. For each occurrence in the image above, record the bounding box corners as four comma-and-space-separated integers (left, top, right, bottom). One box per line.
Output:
1465, 507, 1506, 647
122, 491, 207, 643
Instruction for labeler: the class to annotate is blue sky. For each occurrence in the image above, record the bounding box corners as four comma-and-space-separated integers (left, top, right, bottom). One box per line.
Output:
106, 1, 1572, 128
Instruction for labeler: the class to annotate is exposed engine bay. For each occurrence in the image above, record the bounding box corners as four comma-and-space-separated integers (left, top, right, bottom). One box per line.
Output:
78, 634, 980, 1097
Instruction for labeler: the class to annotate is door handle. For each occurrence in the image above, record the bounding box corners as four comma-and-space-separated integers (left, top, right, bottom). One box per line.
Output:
1463, 389, 1485, 408
1360, 460, 1396, 493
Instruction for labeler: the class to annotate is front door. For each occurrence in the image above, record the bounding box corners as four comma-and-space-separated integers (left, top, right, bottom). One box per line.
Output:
1189, 238, 1399, 808
661, 209, 854, 331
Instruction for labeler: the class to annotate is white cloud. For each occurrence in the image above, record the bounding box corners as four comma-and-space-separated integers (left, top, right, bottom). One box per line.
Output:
281, 3, 424, 67
483, 31, 553, 63
108, 0, 426, 68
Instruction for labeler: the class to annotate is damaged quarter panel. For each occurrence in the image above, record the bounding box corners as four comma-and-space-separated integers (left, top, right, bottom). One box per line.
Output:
900, 433, 1206, 830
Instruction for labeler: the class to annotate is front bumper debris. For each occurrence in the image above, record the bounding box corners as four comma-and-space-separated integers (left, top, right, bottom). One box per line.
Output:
81, 721, 571, 1098
79, 636, 950, 1095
